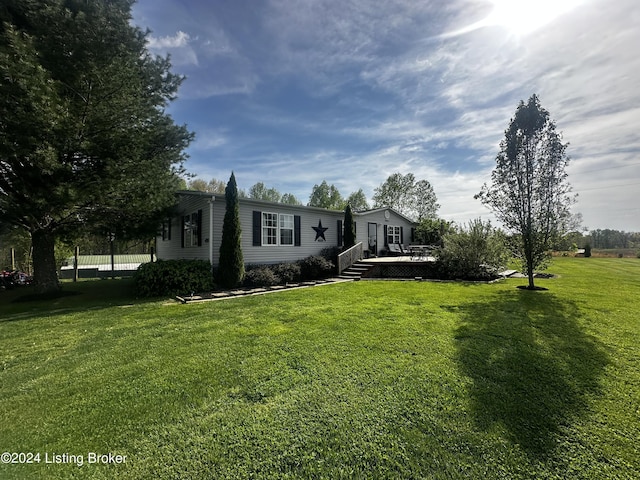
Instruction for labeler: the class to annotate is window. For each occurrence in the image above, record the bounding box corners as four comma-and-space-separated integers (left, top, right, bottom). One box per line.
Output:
161, 219, 171, 241
387, 225, 401, 245
254, 211, 301, 247
280, 214, 294, 245
262, 212, 295, 246
183, 212, 200, 247
262, 213, 278, 245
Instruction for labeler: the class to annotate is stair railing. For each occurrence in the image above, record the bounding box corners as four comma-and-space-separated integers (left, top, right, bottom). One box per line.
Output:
337, 242, 363, 274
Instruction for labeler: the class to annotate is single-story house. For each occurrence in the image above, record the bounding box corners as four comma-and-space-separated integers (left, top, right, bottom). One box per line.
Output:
156, 191, 418, 267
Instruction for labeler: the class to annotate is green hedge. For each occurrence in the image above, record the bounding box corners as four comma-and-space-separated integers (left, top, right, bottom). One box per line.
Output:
133, 260, 214, 297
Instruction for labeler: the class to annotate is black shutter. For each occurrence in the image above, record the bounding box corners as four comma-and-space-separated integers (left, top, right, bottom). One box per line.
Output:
383, 225, 388, 247
294, 215, 301, 246
400, 227, 404, 244
337, 220, 343, 247
168, 218, 172, 241
411, 227, 415, 243
181, 216, 185, 248
197, 210, 203, 247
253, 211, 262, 246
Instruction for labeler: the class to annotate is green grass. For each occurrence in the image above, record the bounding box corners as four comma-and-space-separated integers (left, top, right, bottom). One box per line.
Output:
1, 258, 638, 479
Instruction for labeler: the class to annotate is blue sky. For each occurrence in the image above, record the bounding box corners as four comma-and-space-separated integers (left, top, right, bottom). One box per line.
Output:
132, 0, 640, 231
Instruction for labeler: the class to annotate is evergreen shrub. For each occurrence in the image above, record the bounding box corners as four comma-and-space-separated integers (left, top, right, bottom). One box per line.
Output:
243, 266, 280, 287
273, 263, 302, 283
298, 255, 335, 280
134, 260, 214, 297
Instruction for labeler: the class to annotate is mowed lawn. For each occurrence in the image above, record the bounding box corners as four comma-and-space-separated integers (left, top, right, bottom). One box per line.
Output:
1, 258, 638, 479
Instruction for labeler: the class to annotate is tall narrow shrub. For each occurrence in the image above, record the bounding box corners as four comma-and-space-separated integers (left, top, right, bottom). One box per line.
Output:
343, 204, 356, 249
218, 172, 244, 288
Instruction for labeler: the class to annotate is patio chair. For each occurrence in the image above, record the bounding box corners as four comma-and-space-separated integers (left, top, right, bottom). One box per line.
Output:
388, 244, 403, 256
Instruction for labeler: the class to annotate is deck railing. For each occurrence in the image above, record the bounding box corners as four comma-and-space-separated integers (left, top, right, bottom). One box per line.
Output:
337, 242, 363, 274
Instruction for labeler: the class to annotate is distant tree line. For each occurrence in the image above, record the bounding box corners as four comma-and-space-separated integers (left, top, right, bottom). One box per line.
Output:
560, 229, 640, 250
185, 172, 439, 220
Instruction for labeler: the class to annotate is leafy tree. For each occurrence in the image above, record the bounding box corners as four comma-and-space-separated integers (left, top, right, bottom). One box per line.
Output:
281, 193, 302, 205
476, 94, 575, 289
0, 0, 192, 292
249, 182, 282, 203
187, 178, 212, 193
346, 189, 370, 211
437, 219, 509, 280
413, 180, 440, 220
187, 178, 225, 194
308, 180, 345, 210
415, 218, 455, 247
343, 204, 356, 249
187, 177, 247, 197
373, 173, 439, 220
217, 172, 244, 288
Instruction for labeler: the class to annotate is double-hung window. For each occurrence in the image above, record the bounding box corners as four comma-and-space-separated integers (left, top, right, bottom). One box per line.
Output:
387, 225, 401, 245
280, 214, 294, 246
262, 213, 278, 245
262, 212, 295, 246
183, 212, 200, 247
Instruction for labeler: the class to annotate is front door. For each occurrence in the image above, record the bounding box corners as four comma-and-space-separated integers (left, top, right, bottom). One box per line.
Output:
368, 222, 378, 256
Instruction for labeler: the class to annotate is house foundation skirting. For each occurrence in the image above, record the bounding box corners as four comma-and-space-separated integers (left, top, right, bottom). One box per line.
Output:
361, 262, 441, 279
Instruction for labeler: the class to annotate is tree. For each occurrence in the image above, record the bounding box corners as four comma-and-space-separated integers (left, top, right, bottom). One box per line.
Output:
281, 193, 302, 205
413, 180, 440, 220
343, 204, 356, 249
308, 180, 345, 210
438, 219, 510, 280
217, 172, 244, 288
187, 178, 226, 194
475, 94, 575, 289
415, 218, 455, 247
346, 189, 370, 211
249, 182, 282, 203
187, 177, 247, 197
373, 173, 439, 220
0, 0, 192, 293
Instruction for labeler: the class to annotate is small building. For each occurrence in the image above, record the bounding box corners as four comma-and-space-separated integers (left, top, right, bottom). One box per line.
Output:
156, 191, 418, 267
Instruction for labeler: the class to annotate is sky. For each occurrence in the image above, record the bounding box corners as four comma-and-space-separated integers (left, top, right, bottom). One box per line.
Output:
132, 0, 640, 232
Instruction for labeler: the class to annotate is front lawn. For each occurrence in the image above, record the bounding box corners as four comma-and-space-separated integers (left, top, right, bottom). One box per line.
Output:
1, 258, 638, 479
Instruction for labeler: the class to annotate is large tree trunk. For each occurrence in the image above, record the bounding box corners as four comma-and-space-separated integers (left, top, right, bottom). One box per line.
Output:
32, 229, 60, 294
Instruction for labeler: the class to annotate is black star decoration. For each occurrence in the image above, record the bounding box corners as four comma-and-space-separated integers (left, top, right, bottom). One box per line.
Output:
312, 220, 328, 241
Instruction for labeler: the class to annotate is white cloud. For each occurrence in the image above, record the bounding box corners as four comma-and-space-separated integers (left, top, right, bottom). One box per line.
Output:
147, 30, 191, 49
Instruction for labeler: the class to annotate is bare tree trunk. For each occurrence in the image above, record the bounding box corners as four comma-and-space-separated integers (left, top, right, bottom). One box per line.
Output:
32, 229, 60, 293
527, 267, 536, 290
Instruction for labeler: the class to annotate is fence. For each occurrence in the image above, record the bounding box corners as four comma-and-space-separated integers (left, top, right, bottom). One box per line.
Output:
59, 252, 156, 280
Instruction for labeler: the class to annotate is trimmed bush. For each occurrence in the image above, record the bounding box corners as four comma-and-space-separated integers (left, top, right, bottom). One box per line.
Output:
134, 260, 214, 297
243, 266, 280, 287
298, 255, 335, 280
273, 263, 302, 283
584, 243, 592, 257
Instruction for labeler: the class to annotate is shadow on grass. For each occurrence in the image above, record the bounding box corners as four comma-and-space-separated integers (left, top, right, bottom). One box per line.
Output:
0, 278, 163, 323
454, 290, 609, 459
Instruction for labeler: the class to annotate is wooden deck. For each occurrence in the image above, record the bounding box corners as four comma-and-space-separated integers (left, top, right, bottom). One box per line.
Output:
367, 255, 436, 263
